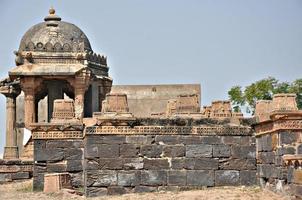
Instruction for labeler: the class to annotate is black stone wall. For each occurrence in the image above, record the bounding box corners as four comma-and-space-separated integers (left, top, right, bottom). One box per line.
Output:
256, 131, 302, 195
84, 134, 256, 197
0, 160, 33, 183
33, 139, 84, 191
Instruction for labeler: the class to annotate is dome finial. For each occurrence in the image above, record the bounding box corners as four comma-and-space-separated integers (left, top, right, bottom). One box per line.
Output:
44, 7, 61, 22
49, 6, 55, 15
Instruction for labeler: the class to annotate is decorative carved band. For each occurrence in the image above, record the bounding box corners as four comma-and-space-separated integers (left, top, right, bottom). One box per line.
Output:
32, 131, 83, 139
0, 165, 33, 173
256, 119, 302, 136
85, 125, 252, 136
283, 155, 302, 167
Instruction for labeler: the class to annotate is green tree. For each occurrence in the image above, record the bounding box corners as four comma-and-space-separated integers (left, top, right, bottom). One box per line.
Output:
228, 77, 302, 113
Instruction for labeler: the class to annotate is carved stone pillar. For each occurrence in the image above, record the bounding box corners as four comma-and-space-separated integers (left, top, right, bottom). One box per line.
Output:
0, 81, 20, 159
23, 88, 35, 127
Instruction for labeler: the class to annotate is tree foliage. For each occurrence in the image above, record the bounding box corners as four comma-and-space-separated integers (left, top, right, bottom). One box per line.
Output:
228, 77, 302, 113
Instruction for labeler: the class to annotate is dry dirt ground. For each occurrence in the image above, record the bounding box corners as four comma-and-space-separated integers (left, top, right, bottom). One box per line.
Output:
0, 180, 292, 200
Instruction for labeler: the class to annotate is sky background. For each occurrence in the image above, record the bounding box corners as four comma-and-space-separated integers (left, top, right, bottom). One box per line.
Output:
0, 0, 301, 157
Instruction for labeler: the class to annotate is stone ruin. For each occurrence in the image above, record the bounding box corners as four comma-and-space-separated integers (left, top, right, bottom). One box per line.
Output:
0, 8, 301, 198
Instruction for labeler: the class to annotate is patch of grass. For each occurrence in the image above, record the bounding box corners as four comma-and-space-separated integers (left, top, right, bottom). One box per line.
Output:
16, 182, 33, 193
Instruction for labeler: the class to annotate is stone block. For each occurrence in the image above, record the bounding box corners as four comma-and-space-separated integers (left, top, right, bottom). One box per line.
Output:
213, 144, 231, 157
35, 148, 64, 162
66, 160, 82, 172
167, 170, 186, 186
194, 158, 219, 170
101, 136, 126, 144
33, 173, 44, 191
108, 186, 127, 195
46, 141, 72, 149
118, 170, 141, 186
141, 170, 167, 186
240, 170, 257, 185
292, 169, 302, 184
120, 144, 140, 158
85, 159, 99, 170
86, 187, 107, 197
65, 148, 83, 160
280, 132, 297, 145
231, 146, 255, 159
34, 140, 46, 151
70, 172, 83, 187
47, 163, 67, 172
155, 135, 180, 145
276, 146, 296, 156
134, 186, 157, 193
143, 159, 169, 170
99, 158, 124, 170
123, 158, 144, 170
215, 170, 239, 186
179, 136, 203, 144
0, 173, 12, 182
186, 144, 212, 158
257, 164, 277, 178
297, 144, 302, 154
158, 186, 180, 192
86, 170, 117, 187
171, 158, 186, 169
187, 170, 214, 186
262, 135, 273, 152
200, 136, 222, 144
126, 135, 154, 145
163, 145, 185, 157
258, 152, 275, 164
11, 172, 30, 180
98, 144, 119, 158
44, 173, 71, 193
84, 145, 98, 158
140, 145, 163, 158
219, 159, 256, 170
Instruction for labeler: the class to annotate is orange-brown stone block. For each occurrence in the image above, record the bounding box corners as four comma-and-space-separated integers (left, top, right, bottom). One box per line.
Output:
293, 169, 302, 185
52, 99, 75, 120
44, 173, 71, 193
272, 93, 298, 112
102, 93, 129, 113
255, 100, 273, 122
210, 100, 232, 118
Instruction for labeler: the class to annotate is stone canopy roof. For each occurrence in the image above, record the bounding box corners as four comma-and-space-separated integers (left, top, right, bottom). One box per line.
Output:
18, 8, 92, 53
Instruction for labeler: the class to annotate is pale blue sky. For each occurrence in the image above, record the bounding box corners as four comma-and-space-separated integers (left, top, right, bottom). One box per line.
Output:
0, 0, 301, 156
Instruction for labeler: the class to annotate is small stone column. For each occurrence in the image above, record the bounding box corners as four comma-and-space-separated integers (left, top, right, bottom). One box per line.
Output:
74, 87, 85, 119
0, 83, 20, 159
23, 88, 36, 127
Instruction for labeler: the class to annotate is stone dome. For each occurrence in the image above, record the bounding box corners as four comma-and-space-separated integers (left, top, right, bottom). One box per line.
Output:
18, 8, 92, 53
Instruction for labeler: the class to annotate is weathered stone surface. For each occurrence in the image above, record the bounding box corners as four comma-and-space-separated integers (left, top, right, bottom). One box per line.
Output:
186, 145, 212, 158
141, 170, 167, 186
87, 170, 117, 187
219, 159, 256, 170
143, 159, 169, 170
98, 144, 119, 158
85, 159, 99, 170
70, 172, 83, 187
258, 152, 275, 164
35, 148, 64, 161
257, 164, 278, 178
280, 132, 297, 145
297, 144, 302, 154
200, 136, 222, 144
187, 170, 214, 186
276, 146, 296, 156
140, 145, 163, 158
107, 186, 127, 195
179, 136, 203, 144
65, 148, 83, 160
10, 172, 30, 180
261, 135, 273, 152
86, 187, 107, 197
85, 145, 98, 158
240, 170, 256, 185
47, 163, 67, 172
126, 136, 154, 145
213, 144, 230, 157
194, 158, 219, 170
163, 145, 185, 157
222, 136, 253, 146
167, 170, 186, 186
231, 146, 255, 159
33, 173, 44, 191
0, 173, 12, 182
120, 144, 139, 158
171, 158, 186, 169
134, 186, 157, 193
155, 135, 180, 145
123, 158, 144, 170
101, 136, 126, 144
99, 158, 124, 170
66, 160, 82, 172
46, 140, 83, 149
215, 170, 239, 186
118, 171, 141, 186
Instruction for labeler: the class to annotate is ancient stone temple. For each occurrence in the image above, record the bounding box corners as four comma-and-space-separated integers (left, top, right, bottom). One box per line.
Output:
0, 8, 301, 198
